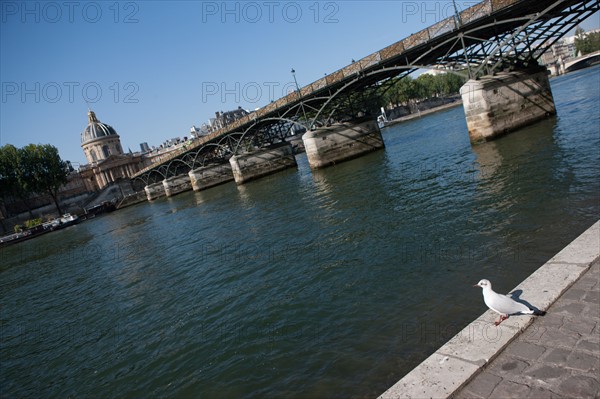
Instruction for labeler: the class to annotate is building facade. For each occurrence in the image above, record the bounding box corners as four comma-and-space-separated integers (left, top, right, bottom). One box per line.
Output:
210, 107, 250, 131
539, 29, 600, 75
79, 110, 146, 190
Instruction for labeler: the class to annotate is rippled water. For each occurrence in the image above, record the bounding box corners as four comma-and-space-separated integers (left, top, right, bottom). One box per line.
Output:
1, 66, 599, 398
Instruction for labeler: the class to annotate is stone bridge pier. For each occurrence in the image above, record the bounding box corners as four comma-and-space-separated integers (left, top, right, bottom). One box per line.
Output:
144, 182, 166, 201
229, 142, 297, 185
460, 67, 556, 144
189, 163, 234, 191
162, 175, 192, 197
302, 119, 385, 169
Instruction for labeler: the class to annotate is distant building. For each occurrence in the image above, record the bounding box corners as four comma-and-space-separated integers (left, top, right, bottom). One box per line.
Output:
210, 106, 249, 131
540, 28, 600, 74
208, 117, 217, 130
81, 110, 123, 164
140, 142, 150, 153
79, 110, 146, 190
422, 67, 449, 76
540, 35, 578, 66
76, 107, 250, 190
190, 126, 200, 138
141, 135, 197, 166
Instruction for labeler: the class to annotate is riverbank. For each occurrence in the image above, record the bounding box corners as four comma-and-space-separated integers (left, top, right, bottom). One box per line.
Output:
0, 203, 116, 248
455, 259, 599, 398
382, 99, 464, 128
378, 219, 600, 398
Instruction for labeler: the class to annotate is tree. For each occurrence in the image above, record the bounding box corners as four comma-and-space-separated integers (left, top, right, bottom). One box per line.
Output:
19, 144, 68, 215
0, 145, 18, 199
444, 73, 467, 95
0, 144, 34, 217
385, 76, 413, 106
380, 71, 467, 113
574, 27, 600, 56
415, 74, 435, 99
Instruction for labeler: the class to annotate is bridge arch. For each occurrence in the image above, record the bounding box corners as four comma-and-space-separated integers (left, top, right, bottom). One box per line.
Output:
232, 117, 308, 154
216, 133, 244, 151
309, 64, 469, 126
131, 175, 150, 188
164, 158, 192, 177
134, 167, 167, 187
191, 142, 233, 167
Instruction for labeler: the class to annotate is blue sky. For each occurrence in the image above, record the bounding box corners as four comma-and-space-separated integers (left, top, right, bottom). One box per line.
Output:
1, 1, 599, 166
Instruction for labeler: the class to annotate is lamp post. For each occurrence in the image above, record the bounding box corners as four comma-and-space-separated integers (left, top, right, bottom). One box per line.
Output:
452, 0, 462, 28
291, 68, 297, 85
291, 68, 308, 126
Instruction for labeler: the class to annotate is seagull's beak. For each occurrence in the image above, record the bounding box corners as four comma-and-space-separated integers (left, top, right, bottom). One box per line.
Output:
473, 284, 480, 287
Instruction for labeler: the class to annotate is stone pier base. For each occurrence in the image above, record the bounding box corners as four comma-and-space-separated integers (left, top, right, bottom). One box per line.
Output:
302, 119, 385, 169
162, 175, 192, 197
189, 163, 234, 191
144, 182, 166, 201
229, 143, 297, 185
460, 67, 556, 144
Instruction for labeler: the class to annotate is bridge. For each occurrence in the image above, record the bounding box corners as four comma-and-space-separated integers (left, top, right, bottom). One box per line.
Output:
131, 0, 599, 200
564, 49, 600, 72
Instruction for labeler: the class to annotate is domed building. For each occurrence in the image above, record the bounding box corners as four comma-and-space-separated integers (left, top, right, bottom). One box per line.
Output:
81, 110, 124, 163
79, 110, 147, 190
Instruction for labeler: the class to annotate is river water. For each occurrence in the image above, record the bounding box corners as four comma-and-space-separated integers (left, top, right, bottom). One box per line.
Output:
1, 66, 599, 398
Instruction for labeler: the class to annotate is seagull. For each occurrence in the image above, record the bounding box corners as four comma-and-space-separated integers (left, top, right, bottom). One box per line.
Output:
474, 279, 546, 325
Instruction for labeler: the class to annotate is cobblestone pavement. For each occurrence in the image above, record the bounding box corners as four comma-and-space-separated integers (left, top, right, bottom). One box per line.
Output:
454, 260, 600, 399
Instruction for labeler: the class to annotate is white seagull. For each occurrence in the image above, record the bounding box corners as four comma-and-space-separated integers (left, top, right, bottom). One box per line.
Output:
474, 279, 546, 325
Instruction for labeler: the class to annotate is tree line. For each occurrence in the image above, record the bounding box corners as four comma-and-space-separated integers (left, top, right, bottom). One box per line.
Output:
382, 72, 466, 109
574, 27, 600, 56
0, 144, 69, 216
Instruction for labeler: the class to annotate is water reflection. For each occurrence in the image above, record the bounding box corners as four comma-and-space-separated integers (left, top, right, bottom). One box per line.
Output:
472, 140, 504, 185
309, 168, 338, 213
193, 189, 210, 206
235, 183, 253, 209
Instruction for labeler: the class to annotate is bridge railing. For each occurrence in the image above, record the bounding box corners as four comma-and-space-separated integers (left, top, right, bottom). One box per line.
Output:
462, 1, 493, 25
429, 18, 457, 40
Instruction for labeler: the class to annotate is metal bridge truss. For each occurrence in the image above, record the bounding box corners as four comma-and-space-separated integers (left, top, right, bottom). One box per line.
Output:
309, 0, 599, 125
436, 0, 600, 77
133, 0, 599, 188
132, 118, 300, 189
